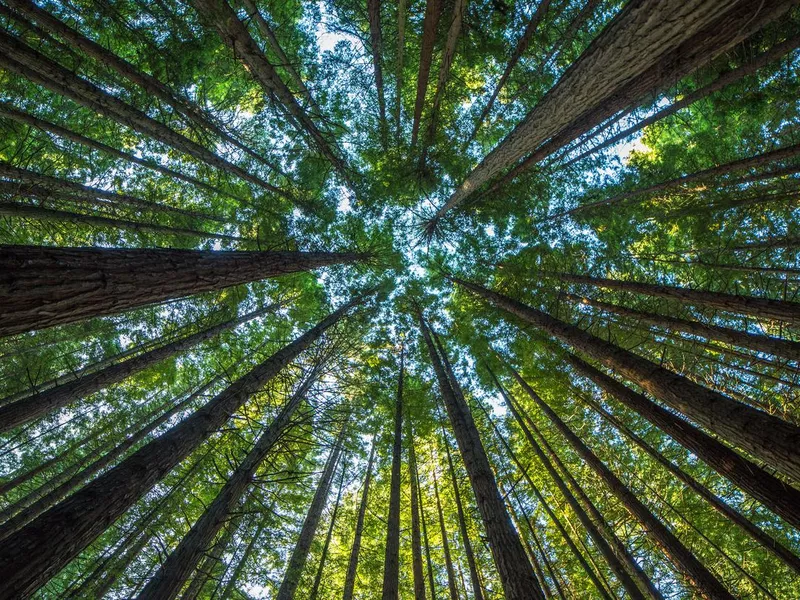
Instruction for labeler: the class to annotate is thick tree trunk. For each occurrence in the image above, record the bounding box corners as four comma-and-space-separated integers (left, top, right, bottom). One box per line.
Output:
454, 277, 800, 483
342, 436, 377, 600
308, 461, 347, 600
411, 0, 443, 145
0, 245, 365, 337
276, 427, 346, 600
367, 0, 387, 147
567, 355, 800, 531
0, 304, 278, 433
510, 371, 736, 599
407, 420, 427, 600
189, 0, 352, 187
565, 293, 800, 361
381, 351, 403, 600
394, 0, 407, 140
0, 297, 362, 599
5, 0, 285, 176
0, 31, 280, 193
418, 317, 544, 600
466, 0, 551, 145
554, 271, 800, 326
438, 0, 795, 217
433, 470, 460, 600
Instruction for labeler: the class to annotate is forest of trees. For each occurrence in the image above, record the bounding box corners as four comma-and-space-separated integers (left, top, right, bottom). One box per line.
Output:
1, 0, 799, 598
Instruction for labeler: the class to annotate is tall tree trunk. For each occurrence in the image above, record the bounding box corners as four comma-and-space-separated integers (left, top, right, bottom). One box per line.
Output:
453, 277, 800, 483
367, 0, 387, 147
381, 350, 403, 600
0, 304, 278, 433
308, 459, 347, 600
417, 446, 438, 600
0, 297, 363, 599
465, 0, 552, 146
0, 30, 281, 193
432, 469, 460, 600
181, 511, 245, 600
564, 292, 800, 361
436, 0, 795, 218
411, 0, 443, 145
732, 235, 800, 251
418, 317, 544, 600
407, 420, 427, 600
0, 245, 365, 337
189, 0, 352, 188
219, 520, 265, 600
394, 0, 407, 140
510, 369, 736, 600
276, 426, 346, 600
342, 436, 377, 600
567, 354, 800, 531
4, 0, 285, 175
553, 271, 800, 326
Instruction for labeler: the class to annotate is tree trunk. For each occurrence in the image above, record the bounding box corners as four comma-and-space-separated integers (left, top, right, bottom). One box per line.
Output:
411, 0, 443, 145
454, 277, 800, 483
0, 31, 280, 193
308, 460, 347, 600
0, 245, 365, 337
437, 0, 795, 217
276, 426, 346, 600
0, 297, 362, 599
418, 316, 544, 600
394, 0, 407, 140
575, 385, 800, 575
381, 350, 403, 600
0, 304, 277, 433
342, 435, 377, 600
5, 0, 285, 176
554, 271, 800, 326
407, 420, 427, 600
510, 369, 737, 600
565, 293, 800, 361
219, 520, 265, 600
732, 235, 800, 251
181, 511, 245, 600
433, 469, 460, 600
417, 447, 438, 600
367, 0, 387, 147
567, 354, 800, 530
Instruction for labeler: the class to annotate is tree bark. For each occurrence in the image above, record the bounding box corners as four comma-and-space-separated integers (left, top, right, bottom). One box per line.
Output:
381, 349, 403, 600
367, 0, 387, 147
432, 469, 460, 600
394, 0, 407, 140
407, 419, 427, 600
418, 316, 544, 600
417, 445, 438, 600
342, 435, 377, 600
565, 293, 800, 361
411, 0, 443, 145
308, 459, 347, 600
276, 426, 346, 600
454, 277, 800, 483
511, 369, 735, 599
0, 245, 364, 337
181, 511, 245, 600
0, 297, 363, 599
437, 0, 795, 217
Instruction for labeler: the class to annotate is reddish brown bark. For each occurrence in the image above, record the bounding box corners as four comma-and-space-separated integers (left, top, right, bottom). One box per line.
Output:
411, 0, 443, 145
367, 0, 387, 147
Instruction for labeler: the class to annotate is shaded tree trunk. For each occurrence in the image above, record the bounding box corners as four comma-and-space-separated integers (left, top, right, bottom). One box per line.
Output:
181, 511, 245, 600
0, 297, 363, 599
276, 426, 346, 600
0, 304, 277, 433
564, 292, 800, 361
433, 469, 460, 600
510, 369, 736, 600
417, 446, 438, 600
367, 0, 387, 147
342, 435, 377, 600
381, 350, 404, 600
308, 459, 347, 600
219, 520, 265, 600
437, 0, 795, 217
394, 0, 407, 140
0, 245, 365, 337
411, 0, 443, 145
453, 277, 800, 483
407, 420, 427, 600
418, 317, 544, 600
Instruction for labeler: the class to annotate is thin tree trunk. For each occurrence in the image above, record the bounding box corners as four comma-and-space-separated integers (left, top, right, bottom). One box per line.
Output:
0, 304, 277, 433
181, 511, 245, 600
436, 0, 795, 218
0, 245, 365, 337
342, 436, 377, 600
367, 0, 387, 147
308, 458, 347, 600
418, 316, 544, 600
0, 31, 281, 193
276, 426, 346, 600
219, 520, 264, 600
411, 0, 443, 145
465, 0, 552, 146
0, 297, 363, 599
5, 0, 285, 175
510, 370, 737, 600
381, 349, 403, 600
564, 292, 800, 361
417, 447, 438, 600
732, 235, 800, 251
433, 469, 460, 600
394, 0, 407, 140
407, 420, 427, 600
554, 271, 800, 326
453, 277, 800, 483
